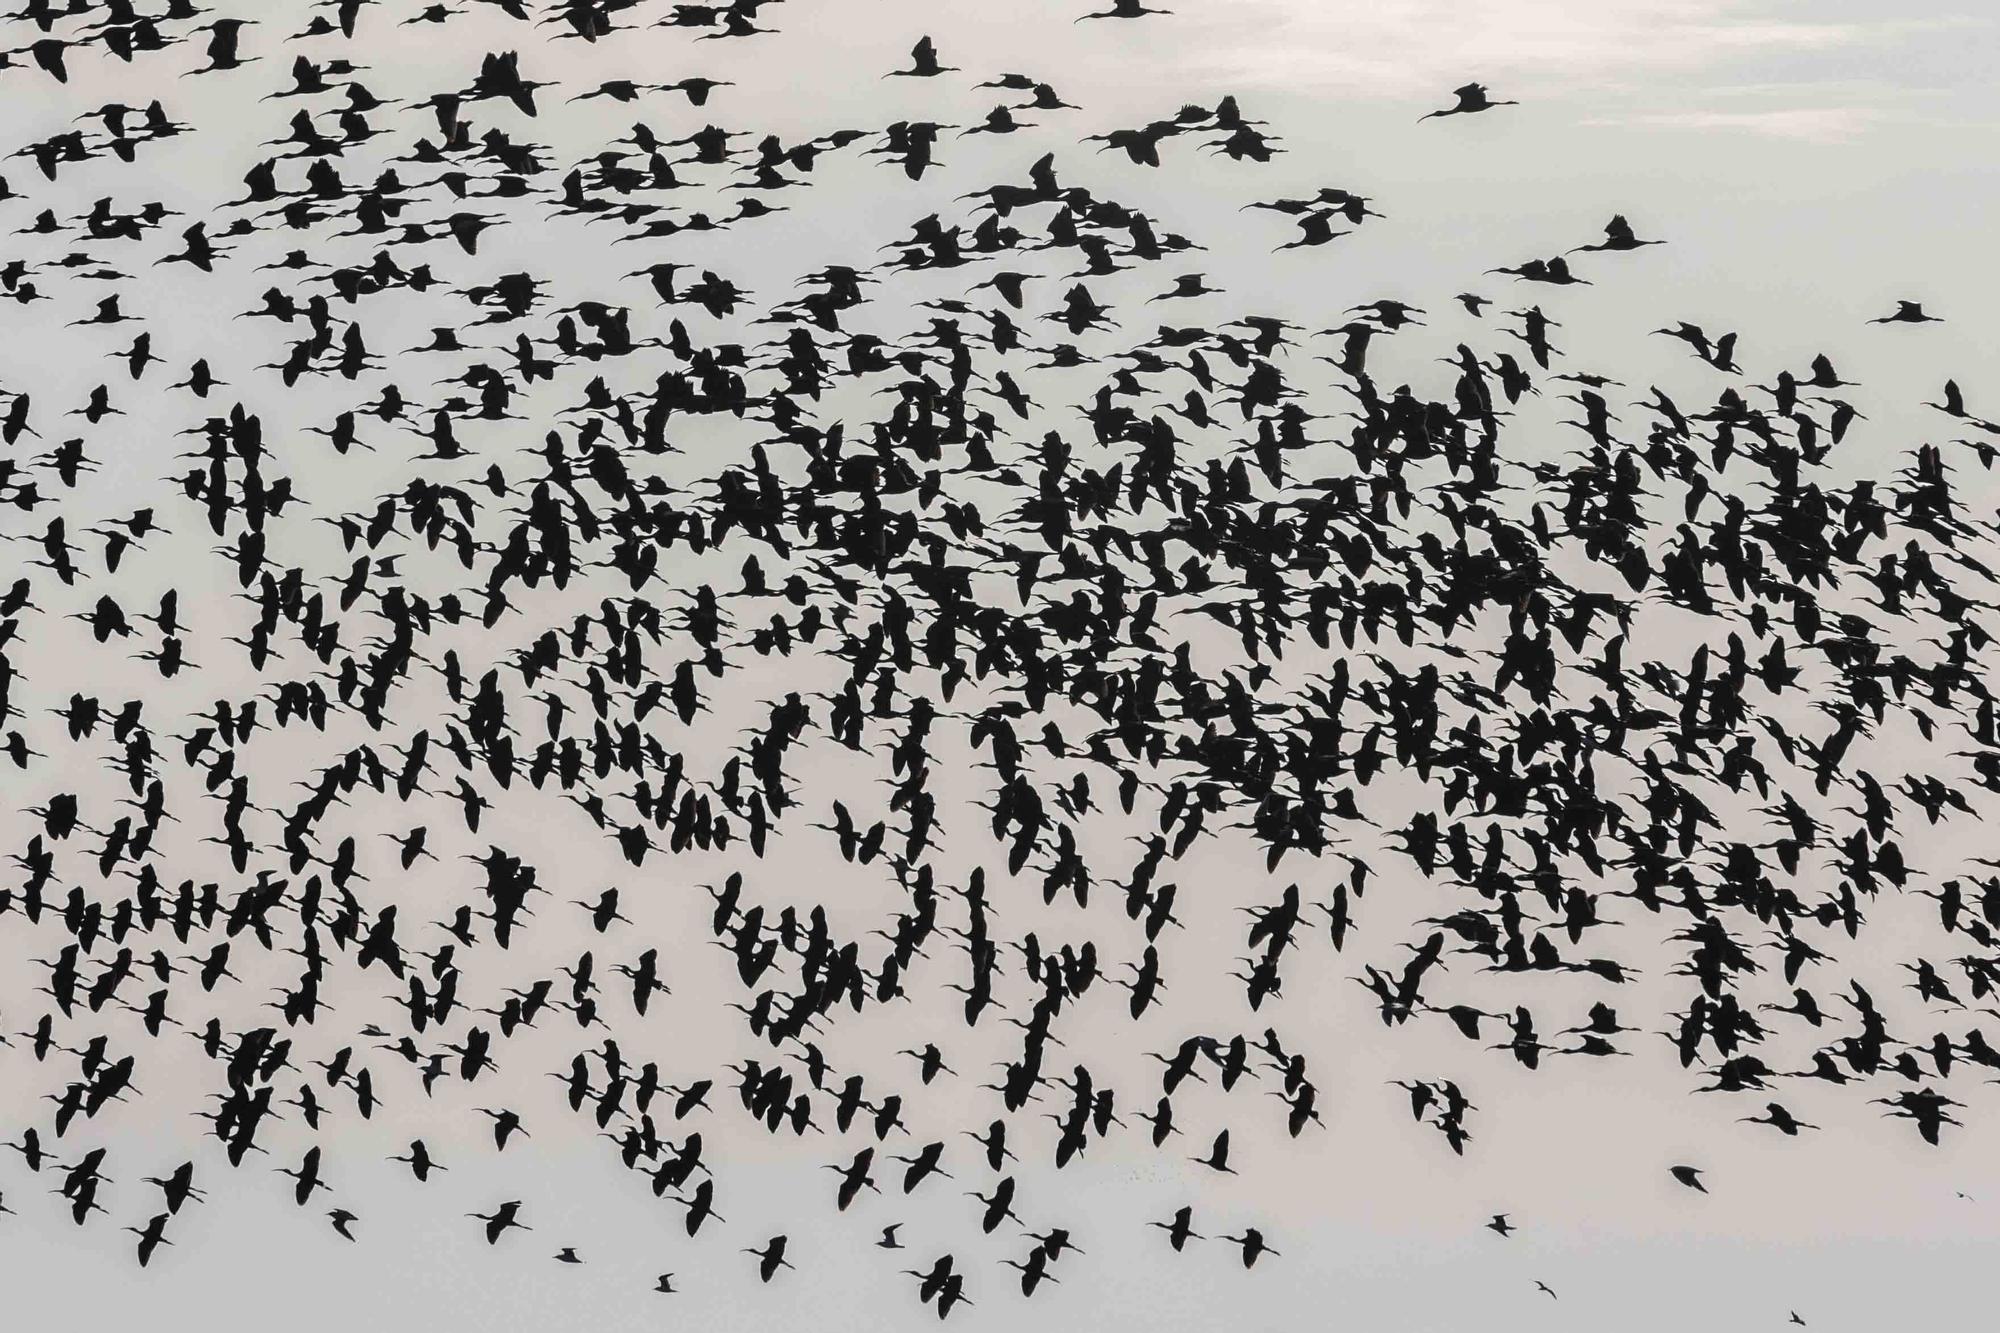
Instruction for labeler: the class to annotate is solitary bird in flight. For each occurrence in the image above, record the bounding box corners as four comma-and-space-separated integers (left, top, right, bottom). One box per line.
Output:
1869, 299, 1941, 324
1079, 0, 1173, 17
1421, 83, 1517, 121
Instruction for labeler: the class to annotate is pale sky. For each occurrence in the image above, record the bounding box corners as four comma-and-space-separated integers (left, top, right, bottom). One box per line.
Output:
3, 2, 2000, 1330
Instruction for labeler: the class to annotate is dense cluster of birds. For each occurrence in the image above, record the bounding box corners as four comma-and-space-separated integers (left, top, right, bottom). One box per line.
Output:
0, 0, 1990, 1323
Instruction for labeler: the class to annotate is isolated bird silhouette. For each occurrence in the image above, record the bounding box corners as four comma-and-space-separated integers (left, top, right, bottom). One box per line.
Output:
1869, 299, 1941, 325
1421, 83, 1517, 121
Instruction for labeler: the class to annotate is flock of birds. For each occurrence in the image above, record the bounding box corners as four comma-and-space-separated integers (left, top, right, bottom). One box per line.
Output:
0, 0, 1990, 1325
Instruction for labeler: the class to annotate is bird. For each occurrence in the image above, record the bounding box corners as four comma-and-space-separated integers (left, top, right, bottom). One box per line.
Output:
1421, 83, 1517, 121
1079, 0, 1173, 17
1571, 215, 1664, 253
1219, 1228, 1278, 1268
887, 37, 955, 78
1278, 210, 1349, 250
1670, 1166, 1708, 1193
1149, 1206, 1203, 1251
1152, 273, 1222, 300
469, 1202, 528, 1245
1741, 1103, 1818, 1136
1869, 299, 1941, 324
125, 1213, 173, 1267
1193, 1129, 1237, 1174
390, 1140, 444, 1182
745, 1235, 795, 1283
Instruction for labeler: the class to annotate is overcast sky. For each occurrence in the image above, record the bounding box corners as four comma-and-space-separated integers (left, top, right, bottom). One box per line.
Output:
4, 2, 2000, 1330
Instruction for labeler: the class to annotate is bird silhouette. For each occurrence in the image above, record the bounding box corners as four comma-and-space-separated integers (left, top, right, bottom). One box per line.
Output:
1420, 83, 1517, 121
1869, 300, 1941, 325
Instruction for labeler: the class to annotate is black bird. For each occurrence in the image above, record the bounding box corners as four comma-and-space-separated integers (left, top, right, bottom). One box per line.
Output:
1219, 1228, 1278, 1268
1421, 83, 1517, 121
1079, 0, 1173, 17
1869, 300, 1941, 324
745, 1235, 795, 1282
126, 1213, 173, 1267
887, 36, 955, 78
1571, 215, 1664, 253
469, 1201, 528, 1244
1149, 1205, 1202, 1251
